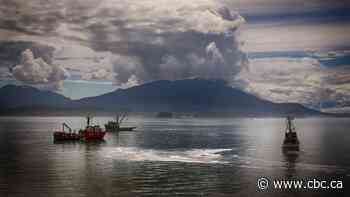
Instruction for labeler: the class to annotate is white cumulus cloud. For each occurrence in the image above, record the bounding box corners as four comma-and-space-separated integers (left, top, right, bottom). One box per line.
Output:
12, 49, 68, 90
237, 57, 326, 107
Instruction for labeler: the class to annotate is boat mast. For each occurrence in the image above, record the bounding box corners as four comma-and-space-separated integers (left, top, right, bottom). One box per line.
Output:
115, 112, 127, 128
116, 114, 120, 128
87, 115, 92, 127
286, 116, 295, 133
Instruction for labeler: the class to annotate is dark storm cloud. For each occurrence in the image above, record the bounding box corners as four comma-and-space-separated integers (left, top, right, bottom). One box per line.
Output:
0, 0, 247, 85
108, 30, 247, 84
222, 0, 350, 17
79, 1, 246, 85
2, 0, 349, 109
0, 0, 65, 36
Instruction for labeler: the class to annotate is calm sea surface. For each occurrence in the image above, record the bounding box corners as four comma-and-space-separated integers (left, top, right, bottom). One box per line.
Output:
0, 116, 349, 196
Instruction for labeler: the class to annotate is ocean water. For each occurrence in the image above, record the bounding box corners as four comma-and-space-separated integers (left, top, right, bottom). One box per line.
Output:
0, 116, 349, 196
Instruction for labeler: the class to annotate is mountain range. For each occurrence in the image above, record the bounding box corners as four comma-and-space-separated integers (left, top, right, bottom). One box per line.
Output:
0, 79, 326, 116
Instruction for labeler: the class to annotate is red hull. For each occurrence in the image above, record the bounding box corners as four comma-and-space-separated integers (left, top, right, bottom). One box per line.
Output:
53, 117, 106, 142
82, 130, 106, 141
54, 132, 80, 141
53, 129, 106, 142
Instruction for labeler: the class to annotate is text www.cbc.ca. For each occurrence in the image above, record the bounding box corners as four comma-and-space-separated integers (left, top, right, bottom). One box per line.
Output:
257, 177, 344, 191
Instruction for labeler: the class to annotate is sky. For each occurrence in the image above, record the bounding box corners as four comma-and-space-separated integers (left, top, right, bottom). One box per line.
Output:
0, 0, 350, 111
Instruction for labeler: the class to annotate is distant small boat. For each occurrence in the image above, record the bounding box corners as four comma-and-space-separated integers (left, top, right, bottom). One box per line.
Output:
105, 121, 136, 132
105, 113, 136, 132
282, 116, 300, 149
156, 112, 173, 118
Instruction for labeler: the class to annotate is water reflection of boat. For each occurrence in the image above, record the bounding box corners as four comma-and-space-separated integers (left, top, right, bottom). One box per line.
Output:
282, 116, 300, 149
282, 146, 299, 178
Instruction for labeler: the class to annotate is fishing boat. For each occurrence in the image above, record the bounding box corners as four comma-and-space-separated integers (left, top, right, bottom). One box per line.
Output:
79, 116, 106, 141
156, 112, 173, 118
105, 112, 136, 132
53, 123, 80, 141
53, 116, 105, 142
282, 116, 300, 149
105, 121, 136, 132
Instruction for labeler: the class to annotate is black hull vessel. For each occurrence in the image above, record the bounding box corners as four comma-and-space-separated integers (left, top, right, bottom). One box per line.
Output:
282, 116, 300, 149
105, 121, 136, 132
105, 113, 136, 132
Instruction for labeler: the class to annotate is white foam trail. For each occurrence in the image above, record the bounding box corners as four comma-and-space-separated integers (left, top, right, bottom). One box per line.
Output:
102, 147, 231, 164
101, 147, 349, 173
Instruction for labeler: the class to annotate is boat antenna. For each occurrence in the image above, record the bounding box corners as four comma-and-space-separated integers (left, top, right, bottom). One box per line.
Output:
86, 114, 93, 127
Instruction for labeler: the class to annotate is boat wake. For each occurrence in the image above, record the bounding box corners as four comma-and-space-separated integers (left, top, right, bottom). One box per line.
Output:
101, 147, 350, 174
102, 147, 231, 164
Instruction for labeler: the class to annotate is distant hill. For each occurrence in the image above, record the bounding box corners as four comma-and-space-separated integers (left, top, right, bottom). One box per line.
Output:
71, 79, 322, 116
0, 79, 326, 116
0, 85, 70, 109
